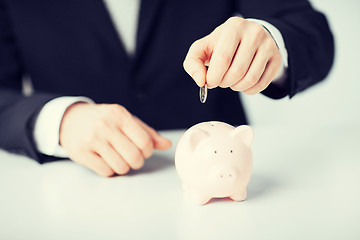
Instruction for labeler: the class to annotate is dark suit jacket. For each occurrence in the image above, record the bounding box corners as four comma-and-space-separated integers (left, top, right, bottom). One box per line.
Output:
0, 0, 334, 163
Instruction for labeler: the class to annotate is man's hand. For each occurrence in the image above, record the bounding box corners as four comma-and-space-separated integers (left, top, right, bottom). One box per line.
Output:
183, 17, 282, 94
59, 103, 172, 177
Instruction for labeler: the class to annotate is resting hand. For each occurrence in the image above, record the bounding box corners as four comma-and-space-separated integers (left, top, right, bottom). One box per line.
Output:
183, 17, 282, 94
59, 103, 172, 177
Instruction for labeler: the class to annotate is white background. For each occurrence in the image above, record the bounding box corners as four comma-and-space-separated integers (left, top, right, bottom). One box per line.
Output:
243, 0, 360, 129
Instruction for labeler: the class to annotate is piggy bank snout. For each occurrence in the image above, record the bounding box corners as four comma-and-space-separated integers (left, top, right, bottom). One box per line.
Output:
212, 164, 238, 183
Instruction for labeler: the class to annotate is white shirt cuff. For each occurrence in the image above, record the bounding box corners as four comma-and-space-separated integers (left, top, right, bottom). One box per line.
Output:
246, 18, 288, 85
33, 96, 94, 158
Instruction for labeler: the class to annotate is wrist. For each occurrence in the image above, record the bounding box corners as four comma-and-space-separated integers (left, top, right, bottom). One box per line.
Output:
59, 102, 90, 146
33, 96, 94, 157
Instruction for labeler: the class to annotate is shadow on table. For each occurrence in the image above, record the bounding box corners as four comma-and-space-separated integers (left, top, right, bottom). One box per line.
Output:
127, 153, 174, 176
247, 174, 278, 201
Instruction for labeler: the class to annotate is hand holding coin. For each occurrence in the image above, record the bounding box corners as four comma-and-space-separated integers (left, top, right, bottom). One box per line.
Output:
183, 17, 282, 95
199, 84, 207, 103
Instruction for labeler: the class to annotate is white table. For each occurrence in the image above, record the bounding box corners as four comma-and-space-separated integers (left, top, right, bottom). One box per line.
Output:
1, 124, 359, 240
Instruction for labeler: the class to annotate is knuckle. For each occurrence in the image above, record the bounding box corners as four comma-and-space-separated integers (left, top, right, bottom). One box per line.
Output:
231, 82, 246, 92
139, 137, 154, 159
189, 39, 203, 53
244, 90, 256, 95
108, 104, 128, 117
227, 16, 244, 27
230, 85, 240, 92
263, 38, 277, 53
219, 53, 233, 66
91, 123, 109, 143
231, 64, 247, 80
252, 24, 265, 38
244, 74, 258, 85
128, 148, 142, 161
110, 105, 132, 125
265, 49, 276, 59
139, 137, 153, 152
223, 73, 238, 85
265, 36, 276, 47
257, 80, 267, 91
129, 150, 145, 170
143, 146, 154, 159
226, 16, 237, 23
219, 77, 233, 88
231, 82, 245, 92
97, 167, 115, 178
114, 164, 130, 175
235, 79, 254, 92
191, 39, 201, 49
260, 77, 271, 90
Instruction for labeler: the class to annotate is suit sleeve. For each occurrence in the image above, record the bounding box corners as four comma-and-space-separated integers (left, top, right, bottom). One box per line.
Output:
237, 0, 334, 99
0, 1, 61, 163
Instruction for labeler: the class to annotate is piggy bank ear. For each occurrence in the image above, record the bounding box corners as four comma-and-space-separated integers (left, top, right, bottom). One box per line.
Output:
231, 125, 254, 147
188, 128, 209, 151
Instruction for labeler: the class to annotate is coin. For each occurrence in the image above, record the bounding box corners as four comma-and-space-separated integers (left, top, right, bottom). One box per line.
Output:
199, 84, 207, 103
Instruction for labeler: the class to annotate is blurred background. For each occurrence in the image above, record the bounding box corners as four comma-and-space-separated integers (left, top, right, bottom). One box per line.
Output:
243, 0, 360, 129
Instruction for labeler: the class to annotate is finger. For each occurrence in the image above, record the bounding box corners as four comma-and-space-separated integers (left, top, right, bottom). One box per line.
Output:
220, 35, 258, 88
108, 128, 145, 170
94, 142, 130, 175
77, 152, 115, 177
230, 49, 269, 92
183, 37, 210, 87
243, 56, 282, 95
133, 117, 172, 150
107, 105, 154, 159
119, 115, 154, 159
206, 21, 242, 89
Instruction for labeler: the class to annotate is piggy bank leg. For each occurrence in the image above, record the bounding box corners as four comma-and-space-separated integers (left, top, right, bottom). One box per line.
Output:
187, 190, 211, 205
230, 188, 247, 202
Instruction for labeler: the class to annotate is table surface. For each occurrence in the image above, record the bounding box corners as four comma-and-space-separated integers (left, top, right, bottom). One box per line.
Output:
1, 124, 359, 240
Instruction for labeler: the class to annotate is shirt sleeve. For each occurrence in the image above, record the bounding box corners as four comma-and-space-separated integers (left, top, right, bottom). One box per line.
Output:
33, 96, 94, 158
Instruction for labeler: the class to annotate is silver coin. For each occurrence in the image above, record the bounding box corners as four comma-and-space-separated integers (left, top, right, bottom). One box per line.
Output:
199, 84, 207, 103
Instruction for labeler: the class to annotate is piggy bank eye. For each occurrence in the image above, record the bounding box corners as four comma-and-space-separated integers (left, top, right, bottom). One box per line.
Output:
214, 150, 217, 154
230, 150, 233, 153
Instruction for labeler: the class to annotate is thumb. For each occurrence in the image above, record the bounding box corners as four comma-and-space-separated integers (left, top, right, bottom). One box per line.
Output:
152, 133, 172, 150
183, 37, 211, 87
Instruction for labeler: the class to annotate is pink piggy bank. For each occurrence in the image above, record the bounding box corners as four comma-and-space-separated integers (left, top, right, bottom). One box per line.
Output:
175, 121, 254, 205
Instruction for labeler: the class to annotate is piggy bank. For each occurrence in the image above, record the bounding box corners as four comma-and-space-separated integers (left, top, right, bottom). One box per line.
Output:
175, 121, 254, 205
